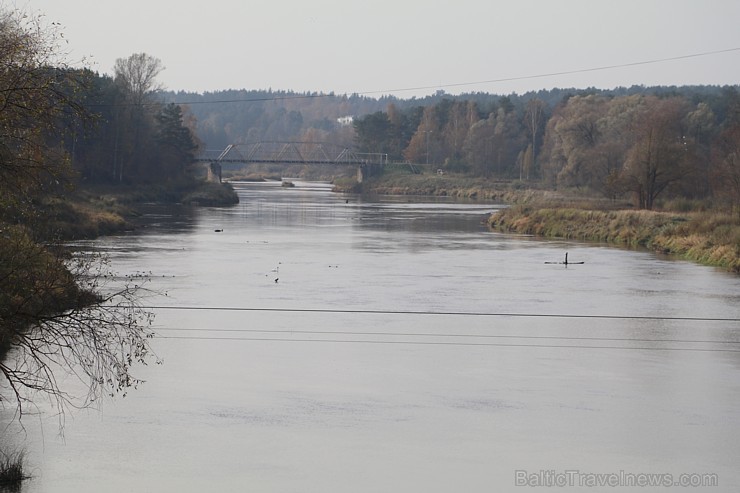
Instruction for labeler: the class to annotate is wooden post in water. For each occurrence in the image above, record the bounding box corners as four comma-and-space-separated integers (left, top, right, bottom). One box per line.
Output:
544, 251, 583, 266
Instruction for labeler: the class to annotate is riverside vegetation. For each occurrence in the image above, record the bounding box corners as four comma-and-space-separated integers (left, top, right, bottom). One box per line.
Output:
0, 9, 235, 483
0, 451, 27, 488
489, 202, 740, 273
2, 1, 740, 482
47, 180, 239, 240
340, 169, 740, 273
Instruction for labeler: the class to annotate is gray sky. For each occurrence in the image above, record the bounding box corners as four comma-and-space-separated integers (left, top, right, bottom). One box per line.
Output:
16, 0, 740, 97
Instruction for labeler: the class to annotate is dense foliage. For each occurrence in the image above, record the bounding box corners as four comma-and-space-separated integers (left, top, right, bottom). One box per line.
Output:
350, 88, 740, 210
69, 58, 200, 185
0, 9, 170, 421
171, 84, 739, 210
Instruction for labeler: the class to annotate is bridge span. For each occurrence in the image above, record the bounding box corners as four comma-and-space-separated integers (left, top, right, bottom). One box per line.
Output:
196, 142, 391, 182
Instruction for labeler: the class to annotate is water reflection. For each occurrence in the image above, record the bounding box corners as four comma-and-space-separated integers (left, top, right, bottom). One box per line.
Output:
3, 181, 740, 493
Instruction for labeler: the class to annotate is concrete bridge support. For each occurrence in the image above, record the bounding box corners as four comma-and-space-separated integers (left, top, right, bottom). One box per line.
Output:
357, 163, 383, 183
207, 162, 222, 183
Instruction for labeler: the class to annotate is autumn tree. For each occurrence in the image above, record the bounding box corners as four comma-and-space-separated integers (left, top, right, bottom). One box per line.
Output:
440, 101, 480, 165
112, 53, 164, 182
523, 98, 547, 181
464, 106, 526, 177
0, 8, 155, 422
540, 95, 621, 193
682, 102, 716, 197
622, 96, 694, 209
464, 117, 497, 176
0, 227, 155, 422
711, 123, 740, 211
404, 106, 443, 165
540, 94, 701, 203
0, 10, 80, 214
113, 53, 164, 106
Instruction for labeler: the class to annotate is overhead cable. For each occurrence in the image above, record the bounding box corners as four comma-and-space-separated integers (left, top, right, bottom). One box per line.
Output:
137, 305, 740, 323
88, 47, 740, 107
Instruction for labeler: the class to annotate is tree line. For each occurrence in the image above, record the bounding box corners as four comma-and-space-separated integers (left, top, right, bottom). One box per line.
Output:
1, 9, 170, 420
352, 87, 740, 209
174, 83, 739, 210
66, 56, 199, 186
162, 89, 392, 151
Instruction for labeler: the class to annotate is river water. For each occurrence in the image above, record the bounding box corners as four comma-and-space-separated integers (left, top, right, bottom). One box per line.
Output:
3, 181, 740, 492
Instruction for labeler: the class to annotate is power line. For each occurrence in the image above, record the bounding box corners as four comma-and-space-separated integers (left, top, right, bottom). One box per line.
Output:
358, 47, 740, 96
138, 305, 740, 323
88, 92, 323, 108
92, 47, 740, 108
142, 306, 740, 351
152, 326, 740, 345
152, 335, 740, 353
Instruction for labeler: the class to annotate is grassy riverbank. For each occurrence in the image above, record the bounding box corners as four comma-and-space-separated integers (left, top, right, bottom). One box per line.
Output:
35, 181, 239, 240
333, 170, 531, 201
92, 181, 239, 208
37, 195, 134, 240
333, 169, 629, 209
335, 169, 740, 273
489, 205, 740, 273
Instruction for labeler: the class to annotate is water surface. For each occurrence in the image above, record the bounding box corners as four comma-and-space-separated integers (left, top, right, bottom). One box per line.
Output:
3, 181, 739, 492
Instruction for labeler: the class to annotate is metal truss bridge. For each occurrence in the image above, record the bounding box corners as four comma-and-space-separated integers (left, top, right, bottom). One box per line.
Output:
196, 142, 388, 167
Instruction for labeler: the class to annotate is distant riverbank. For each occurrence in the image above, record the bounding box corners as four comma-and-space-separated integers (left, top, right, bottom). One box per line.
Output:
332, 171, 533, 201
489, 206, 740, 273
334, 171, 740, 273
42, 181, 238, 240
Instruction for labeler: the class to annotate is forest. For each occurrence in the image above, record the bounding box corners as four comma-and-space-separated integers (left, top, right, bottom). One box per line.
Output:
2, 3, 738, 488
2, 5, 740, 407
167, 85, 740, 210
67, 63, 199, 186
0, 10, 190, 431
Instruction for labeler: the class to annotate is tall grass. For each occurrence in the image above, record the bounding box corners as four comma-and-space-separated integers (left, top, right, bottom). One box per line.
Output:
39, 197, 131, 240
181, 181, 239, 206
334, 169, 740, 272
348, 171, 634, 209
490, 205, 740, 273
345, 171, 547, 201
0, 451, 28, 488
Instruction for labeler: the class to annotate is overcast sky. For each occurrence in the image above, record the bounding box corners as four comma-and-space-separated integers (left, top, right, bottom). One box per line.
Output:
16, 0, 740, 98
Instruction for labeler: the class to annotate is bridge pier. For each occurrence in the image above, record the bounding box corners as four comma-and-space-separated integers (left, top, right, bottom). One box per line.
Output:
357, 163, 383, 183
207, 162, 222, 183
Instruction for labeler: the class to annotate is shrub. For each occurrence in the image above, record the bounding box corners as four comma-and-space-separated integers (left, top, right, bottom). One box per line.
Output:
0, 451, 28, 487
489, 204, 740, 273
181, 182, 239, 206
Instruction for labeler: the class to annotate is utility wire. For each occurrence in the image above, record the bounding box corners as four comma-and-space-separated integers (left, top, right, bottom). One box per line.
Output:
144, 307, 740, 351
90, 47, 740, 108
150, 326, 740, 345
152, 335, 740, 353
358, 47, 740, 96
138, 305, 740, 323
141, 307, 740, 351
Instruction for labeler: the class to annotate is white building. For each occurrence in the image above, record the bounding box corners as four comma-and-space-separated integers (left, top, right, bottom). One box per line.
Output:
336, 116, 354, 126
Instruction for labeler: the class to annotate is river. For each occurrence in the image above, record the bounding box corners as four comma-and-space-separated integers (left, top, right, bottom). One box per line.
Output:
3, 181, 740, 492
